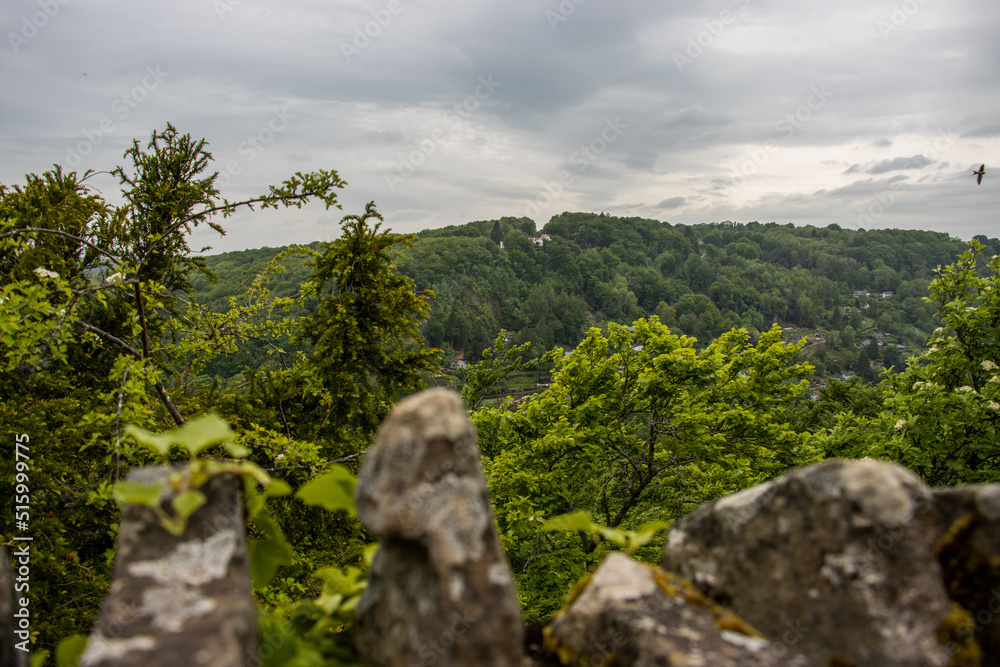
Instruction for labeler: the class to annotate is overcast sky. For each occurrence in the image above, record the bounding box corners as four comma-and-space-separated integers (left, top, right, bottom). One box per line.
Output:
2, 0, 999, 253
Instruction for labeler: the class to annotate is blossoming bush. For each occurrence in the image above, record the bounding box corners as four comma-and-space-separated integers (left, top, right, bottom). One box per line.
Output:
823, 239, 1000, 485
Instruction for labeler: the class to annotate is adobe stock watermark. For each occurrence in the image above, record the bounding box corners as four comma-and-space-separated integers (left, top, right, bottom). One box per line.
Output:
729, 83, 833, 184
756, 619, 809, 660
383, 75, 502, 192
8, 0, 71, 53
410, 609, 480, 666
61, 66, 169, 169
522, 116, 628, 218
392, 439, 479, 520
855, 127, 956, 227
213, 0, 242, 20
215, 108, 295, 187
943, 588, 1000, 659
878, 0, 932, 39
673, 0, 752, 73
340, 0, 405, 63
546, 0, 587, 31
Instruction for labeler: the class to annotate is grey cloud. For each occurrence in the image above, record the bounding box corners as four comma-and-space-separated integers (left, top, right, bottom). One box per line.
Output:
844, 155, 934, 175
1, 0, 999, 250
656, 197, 686, 209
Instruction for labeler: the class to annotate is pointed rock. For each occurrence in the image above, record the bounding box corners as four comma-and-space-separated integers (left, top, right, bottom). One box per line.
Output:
353, 388, 523, 667
79, 467, 256, 667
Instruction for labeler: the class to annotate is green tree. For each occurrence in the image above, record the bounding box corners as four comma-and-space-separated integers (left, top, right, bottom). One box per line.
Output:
473, 318, 817, 619
0, 125, 347, 657
294, 202, 442, 450
490, 220, 504, 247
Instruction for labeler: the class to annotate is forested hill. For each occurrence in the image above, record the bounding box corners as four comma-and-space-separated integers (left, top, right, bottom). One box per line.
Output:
197, 212, 999, 379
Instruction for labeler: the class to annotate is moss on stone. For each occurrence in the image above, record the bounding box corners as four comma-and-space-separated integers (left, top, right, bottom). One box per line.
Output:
649, 564, 762, 638
935, 601, 982, 667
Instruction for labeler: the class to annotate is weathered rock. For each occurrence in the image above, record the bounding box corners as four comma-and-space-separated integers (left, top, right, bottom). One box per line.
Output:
544, 553, 814, 666
1, 545, 28, 667
79, 467, 256, 667
662, 459, 969, 667
933, 484, 1000, 666
353, 388, 523, 667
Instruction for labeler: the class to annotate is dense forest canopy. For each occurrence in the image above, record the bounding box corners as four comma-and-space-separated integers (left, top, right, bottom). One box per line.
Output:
195, 212, 999, 383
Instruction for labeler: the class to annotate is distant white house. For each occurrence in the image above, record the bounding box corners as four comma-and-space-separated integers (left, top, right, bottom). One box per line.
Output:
529, 234, 551, 247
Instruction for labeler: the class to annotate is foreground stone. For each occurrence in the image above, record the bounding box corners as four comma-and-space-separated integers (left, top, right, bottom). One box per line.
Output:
353, 388, 523, 667
80, 467, 256, 667
662, 459, 973, 666
933, 484, 1000, 665
544, 553, 812, 666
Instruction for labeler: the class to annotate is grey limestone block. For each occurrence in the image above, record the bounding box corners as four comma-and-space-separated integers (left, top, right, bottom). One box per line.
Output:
79, 466, 256, 667
353, 388, 523, 667
662, 459, 960, 666
545, 553, 814, 667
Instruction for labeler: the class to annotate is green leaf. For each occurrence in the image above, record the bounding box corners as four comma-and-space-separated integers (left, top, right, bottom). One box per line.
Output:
253, 511, 290, 544
31, 650, 51, 667
224, 441, 250, 458
263, 479, 292, 498
114, 481, 165, 507
174, 413, 235, 456
56, 634, 89, 667
125, 413, 235, 458
594, 525, 628, 546
540, 510, 594, 533
295, 465, 357, 516
249, 537, 293, 588
172, 490, 207, 519
238, 461, 273, 487
627, 520, 670, 552
124, 425, 174, 457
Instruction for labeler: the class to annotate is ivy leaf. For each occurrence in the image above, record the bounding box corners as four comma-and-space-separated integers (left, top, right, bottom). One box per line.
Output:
594, 525, 628, 546
224, 441, 250, 459
540, 510, 594, 533
263, 479, 292, 498
295, 465, 357, 516
124, 425, 174, 458
249, 537, 294, 589
172, 489, 207, 519
628, 520, 670, 552
55, 635, 89, 667
125, 413, 235, 458
173, 413, 235, 456
114, 481, 165, 507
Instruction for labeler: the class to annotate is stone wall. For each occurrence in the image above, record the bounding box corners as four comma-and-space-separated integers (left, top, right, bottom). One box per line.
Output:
7, 388, 999, 666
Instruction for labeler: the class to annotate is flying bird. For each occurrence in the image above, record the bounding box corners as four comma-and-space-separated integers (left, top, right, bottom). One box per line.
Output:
973, 164, 985, 185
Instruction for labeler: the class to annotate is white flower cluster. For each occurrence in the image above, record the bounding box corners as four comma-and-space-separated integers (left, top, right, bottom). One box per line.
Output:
33, 267, 59, 279
894, 419, 907, 430
105, 272, 123, 284
982, 360, 998, 372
